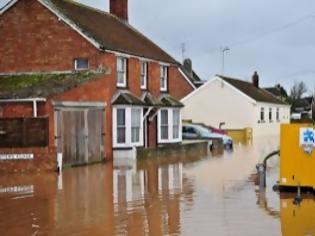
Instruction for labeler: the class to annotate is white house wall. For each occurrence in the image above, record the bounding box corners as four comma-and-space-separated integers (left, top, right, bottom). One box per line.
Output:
253, 103, 290, 139
181, 78, 256, 129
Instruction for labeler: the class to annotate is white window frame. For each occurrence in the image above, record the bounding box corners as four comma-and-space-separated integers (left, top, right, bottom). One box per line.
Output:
260, 107, 265, 123
117, 57, 127, 88
276, 108, 280, 122
113, 106, 144, 148
74, 58, 89, 71
140, 61, 148, 90
158, 108, 182, 144
160, 65, 168, 92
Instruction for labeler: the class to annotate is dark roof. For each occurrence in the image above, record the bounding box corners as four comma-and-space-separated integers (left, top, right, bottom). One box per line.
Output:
264, 87, 282, 97
179, 65, 203, 88
0, 72, 104, 99
45, 0, 176, 64
112, 92, 184, 107
112, 92, 146, 106
217, 75, 288, 105
291, 97, 313, 112
142, 92, 164, 107
160, 95, 184, 107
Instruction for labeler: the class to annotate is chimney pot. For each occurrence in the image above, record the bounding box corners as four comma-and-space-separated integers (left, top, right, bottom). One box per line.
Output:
252, 71, 259, 88
110, 0, 128, 22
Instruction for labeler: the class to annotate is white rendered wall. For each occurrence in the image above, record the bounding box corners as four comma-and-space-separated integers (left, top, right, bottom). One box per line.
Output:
181, 78, 256, 129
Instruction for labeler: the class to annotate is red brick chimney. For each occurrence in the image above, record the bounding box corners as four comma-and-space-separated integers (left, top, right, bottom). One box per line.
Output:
110, 0, 128, 22
252, 71, 259, 88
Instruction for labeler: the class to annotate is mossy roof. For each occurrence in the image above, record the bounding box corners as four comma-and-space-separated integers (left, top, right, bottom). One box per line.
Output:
0, 72, 103, 99
160, 95, 184, 108
112, 92, 147, 106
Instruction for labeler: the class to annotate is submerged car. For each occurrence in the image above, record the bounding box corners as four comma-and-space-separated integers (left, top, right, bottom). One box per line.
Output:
182, 123, 233, 149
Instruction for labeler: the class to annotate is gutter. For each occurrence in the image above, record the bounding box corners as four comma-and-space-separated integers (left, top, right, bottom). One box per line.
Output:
0, 98, 47, 117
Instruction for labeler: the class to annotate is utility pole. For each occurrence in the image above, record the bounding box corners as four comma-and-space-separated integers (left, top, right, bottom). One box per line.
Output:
221, 46, 230, 75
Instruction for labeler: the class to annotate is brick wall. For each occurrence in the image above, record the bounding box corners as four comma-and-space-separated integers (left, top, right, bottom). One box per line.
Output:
0, 0, 195, 162
169, 66, 195, 100
0, 147, 57, 173
0, 0, 100, 73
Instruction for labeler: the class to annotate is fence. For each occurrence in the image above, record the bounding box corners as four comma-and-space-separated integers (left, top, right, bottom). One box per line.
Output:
0, 117, 49, 148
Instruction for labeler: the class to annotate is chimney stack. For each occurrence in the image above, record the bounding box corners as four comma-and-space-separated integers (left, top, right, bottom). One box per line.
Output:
183, 58, 193, 78
252, 71, 259, 88
110, 0, 128, 22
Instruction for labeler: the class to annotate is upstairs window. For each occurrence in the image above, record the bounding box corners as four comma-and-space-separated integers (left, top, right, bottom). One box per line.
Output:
74, 58, 89, 71
160, 65, 168, 92
260, 107, 265, 122
117, 57, 127, 87
140, 61, 148, 90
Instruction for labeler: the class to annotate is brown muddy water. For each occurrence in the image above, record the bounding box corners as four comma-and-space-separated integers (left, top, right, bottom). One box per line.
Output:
0, 138, 313, 236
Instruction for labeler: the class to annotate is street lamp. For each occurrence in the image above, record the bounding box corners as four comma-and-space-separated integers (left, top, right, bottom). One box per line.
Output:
221, 46, 230, 75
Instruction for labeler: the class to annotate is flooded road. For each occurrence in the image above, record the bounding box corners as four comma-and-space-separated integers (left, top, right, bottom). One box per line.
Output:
0, 138, 312, 236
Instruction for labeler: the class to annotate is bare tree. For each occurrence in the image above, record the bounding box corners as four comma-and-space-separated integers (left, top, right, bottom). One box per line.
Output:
290, 81, 307, 100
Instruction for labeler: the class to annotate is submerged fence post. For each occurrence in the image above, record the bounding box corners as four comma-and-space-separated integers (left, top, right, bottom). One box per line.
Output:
257, 163, 266, 189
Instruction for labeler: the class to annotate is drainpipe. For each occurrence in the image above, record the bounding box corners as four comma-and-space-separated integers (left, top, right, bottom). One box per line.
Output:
0, 98, 46, 118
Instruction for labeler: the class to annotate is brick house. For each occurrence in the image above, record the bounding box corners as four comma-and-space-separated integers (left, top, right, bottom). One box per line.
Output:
0, 0, 198, 170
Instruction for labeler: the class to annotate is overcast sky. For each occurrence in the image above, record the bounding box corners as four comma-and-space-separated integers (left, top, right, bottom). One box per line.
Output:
1, 0, 315, 93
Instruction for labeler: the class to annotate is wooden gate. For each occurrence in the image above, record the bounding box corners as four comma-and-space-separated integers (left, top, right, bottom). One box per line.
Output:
54, 102, 105, 167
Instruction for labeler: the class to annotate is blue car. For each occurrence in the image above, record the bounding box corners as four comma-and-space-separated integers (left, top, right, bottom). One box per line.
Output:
182, 123, 233, 149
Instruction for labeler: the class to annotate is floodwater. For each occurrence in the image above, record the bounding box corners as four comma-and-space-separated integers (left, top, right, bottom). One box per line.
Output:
0, 138, 313, 236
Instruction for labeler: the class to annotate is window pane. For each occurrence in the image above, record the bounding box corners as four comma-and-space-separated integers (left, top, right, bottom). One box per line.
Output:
117, 57, 126, 86
75, 58, 88, 70
117, 109, 126, 144
161, 127, 168, 140
141, 62, 147, 88
260, 108, 264, 121
173, 110, 180, 139
161, 110, 169, 140
118, 72, 125, 84
160, 66, 168, 91
117, 128, 126, 143
131, 109, 141, 143
117, 109, 125, 126
161, 110, 168, 125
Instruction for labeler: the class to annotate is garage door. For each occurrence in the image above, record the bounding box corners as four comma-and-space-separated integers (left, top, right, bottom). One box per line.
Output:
54, 102, 106, 167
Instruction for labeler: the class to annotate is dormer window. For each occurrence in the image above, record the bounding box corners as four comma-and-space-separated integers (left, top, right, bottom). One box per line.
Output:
117, 57, 127, 87
160, 65, 168, 92
140, 61, 148, 90
74, 58, 89, 71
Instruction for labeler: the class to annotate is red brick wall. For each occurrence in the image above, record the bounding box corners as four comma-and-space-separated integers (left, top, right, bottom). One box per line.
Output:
0, 0, 195, 160
0, 147, 57, 173
2, 103, 33, 117
168, 66, 195, 100
0, 0, 100, 73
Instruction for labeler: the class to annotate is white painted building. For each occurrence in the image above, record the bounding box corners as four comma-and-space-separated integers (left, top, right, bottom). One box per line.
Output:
181, 73, 291, 139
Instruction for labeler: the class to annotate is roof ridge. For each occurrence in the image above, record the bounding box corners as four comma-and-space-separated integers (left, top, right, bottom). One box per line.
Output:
58, 0, 110, 17
217, 74, 253, 85
52, 0, 177, 63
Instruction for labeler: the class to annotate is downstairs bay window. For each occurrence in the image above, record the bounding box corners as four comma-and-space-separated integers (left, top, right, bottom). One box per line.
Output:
158, 108, 182, 143
113, 107, 144, 148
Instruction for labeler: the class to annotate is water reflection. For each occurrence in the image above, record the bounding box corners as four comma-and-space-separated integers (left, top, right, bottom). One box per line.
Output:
0, 139, 308, 236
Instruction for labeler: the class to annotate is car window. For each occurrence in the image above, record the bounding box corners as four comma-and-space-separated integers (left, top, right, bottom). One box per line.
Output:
183, 126, 197, 134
